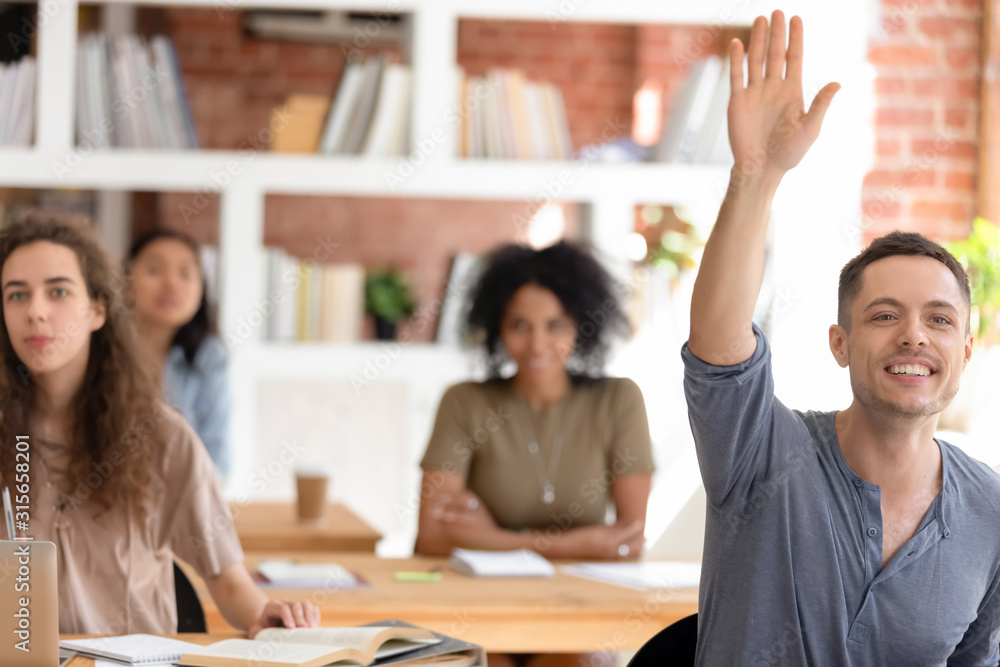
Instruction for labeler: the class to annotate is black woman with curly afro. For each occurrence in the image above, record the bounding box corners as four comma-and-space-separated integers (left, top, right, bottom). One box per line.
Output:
415, 240, 656, 667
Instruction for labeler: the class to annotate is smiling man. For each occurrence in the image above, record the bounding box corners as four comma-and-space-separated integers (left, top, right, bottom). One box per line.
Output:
684, 10, 1000, 666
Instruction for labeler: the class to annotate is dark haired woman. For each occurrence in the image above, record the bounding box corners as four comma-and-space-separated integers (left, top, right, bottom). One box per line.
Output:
128, 229, 230, 477
416, 241, 655, 563
0, 212, 318, 635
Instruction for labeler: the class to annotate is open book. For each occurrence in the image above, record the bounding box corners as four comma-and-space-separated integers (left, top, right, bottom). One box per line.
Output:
178, 622, 483, 667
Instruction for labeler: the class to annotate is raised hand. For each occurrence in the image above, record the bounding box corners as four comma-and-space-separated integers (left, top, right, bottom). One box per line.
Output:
689, 12, 840, 365
727, 11, 840, 182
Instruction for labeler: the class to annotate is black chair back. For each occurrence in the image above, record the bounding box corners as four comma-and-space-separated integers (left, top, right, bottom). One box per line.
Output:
174, 561, 207, 633
626, 613, 698, 667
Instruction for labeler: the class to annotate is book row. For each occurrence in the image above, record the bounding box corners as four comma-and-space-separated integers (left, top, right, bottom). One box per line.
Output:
0, 56, 35, 147
76, 33, 199, 149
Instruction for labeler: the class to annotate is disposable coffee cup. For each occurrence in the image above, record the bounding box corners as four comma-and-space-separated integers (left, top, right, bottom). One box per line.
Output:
295, 469, 330, 523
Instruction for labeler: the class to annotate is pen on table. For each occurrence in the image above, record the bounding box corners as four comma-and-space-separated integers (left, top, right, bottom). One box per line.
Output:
3, 485, 15, 540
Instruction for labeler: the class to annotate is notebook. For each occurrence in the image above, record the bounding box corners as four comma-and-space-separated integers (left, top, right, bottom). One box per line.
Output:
449, 548, 555, 577
560, 561, 702, 590
0, 540, 59, 667
59, 634, 204, 665
256, 559, 361, 588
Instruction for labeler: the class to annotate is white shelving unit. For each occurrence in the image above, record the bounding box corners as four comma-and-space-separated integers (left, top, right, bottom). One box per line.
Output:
1, 0, 869, 554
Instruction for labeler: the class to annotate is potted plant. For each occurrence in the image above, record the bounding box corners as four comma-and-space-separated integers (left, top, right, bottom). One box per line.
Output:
946, 216, 1000, 345
365, 267, 416, 341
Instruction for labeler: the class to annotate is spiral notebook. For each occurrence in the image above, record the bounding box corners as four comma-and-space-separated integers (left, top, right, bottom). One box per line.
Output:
59, 634, 204, 665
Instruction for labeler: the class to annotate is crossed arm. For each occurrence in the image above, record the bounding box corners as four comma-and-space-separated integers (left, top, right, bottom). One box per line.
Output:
414, 469, 651, 560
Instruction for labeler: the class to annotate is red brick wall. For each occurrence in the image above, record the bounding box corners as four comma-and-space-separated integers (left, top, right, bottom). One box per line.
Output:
865, 0, 982, 243
148, 7, 400, 151
456, 21, 728, 150
262, 195, 580, 337
457, 19, 638, 150
154, 190, 582, 341
634, 24, 739, 144
136, 5, 990, 300
139, 9, 714, 340
157, 10, 718, 154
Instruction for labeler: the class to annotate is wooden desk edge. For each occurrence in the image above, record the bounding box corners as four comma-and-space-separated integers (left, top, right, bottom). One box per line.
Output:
176, 554, 698, 653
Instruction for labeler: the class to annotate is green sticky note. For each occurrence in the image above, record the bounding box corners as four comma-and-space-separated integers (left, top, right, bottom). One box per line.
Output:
394, 570, 442, 582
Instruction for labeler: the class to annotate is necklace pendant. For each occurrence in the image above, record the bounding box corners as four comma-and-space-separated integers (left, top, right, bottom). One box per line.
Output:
542, 485, 555, 504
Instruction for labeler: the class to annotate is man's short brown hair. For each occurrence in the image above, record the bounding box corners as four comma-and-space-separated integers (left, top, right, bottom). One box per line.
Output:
838, 230, 971, 331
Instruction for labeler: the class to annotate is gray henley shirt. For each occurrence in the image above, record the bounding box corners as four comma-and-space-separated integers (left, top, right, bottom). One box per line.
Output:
683, 325, 1000, 666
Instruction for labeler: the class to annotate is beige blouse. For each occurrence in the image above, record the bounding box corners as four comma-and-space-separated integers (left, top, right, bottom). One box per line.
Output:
421, 377, 655, 531
5, 405, 243, 635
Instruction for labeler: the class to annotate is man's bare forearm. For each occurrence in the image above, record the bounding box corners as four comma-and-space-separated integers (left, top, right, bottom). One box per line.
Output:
689, 169, 782, 365
688, 12, 837, 367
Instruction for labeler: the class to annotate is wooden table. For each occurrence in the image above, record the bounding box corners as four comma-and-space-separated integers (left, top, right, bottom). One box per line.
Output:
186, 552, 698, 654
231, 502, 382, 553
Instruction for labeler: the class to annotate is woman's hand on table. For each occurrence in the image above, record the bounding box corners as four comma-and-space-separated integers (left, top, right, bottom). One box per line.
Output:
248, 600, 321, 638
429, 490, 645, 559
552, 520, 645, 560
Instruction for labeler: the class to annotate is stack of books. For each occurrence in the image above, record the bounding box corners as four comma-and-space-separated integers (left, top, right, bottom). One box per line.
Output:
313, 55, 412, 157
457, 68, 572, 160
262, 247, 365, 343
435, 251, 482, 345
76, 33, 199, 149
650, 55, 736, 165
0, 56, 36, 146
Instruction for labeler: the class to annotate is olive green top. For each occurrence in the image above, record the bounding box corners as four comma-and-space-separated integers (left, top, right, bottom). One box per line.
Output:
420, 376, 655, 531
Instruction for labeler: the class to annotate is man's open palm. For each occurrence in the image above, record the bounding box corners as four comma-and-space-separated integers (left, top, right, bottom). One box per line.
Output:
728, 11, 840, 179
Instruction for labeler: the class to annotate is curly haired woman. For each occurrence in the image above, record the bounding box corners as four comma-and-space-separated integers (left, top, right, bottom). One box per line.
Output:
0, 211, 318, 636
416, 241, 656, 667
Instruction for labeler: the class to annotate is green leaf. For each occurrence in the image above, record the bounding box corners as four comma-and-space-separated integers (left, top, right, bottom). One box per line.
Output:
364, 267, 416, 322
946, 217, 1000, 342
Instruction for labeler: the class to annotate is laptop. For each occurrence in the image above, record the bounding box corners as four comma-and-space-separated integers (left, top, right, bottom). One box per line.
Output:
0, 540, 59, 667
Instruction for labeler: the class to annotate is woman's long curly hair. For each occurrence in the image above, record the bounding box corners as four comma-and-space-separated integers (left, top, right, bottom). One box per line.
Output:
466, 240, 630, 382
0, 211, 162, 517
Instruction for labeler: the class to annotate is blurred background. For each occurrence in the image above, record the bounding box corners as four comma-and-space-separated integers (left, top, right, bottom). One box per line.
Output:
0, 0, 997, 556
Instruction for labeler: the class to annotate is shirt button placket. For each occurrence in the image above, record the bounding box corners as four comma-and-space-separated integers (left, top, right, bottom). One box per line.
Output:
858, 481, 882, 585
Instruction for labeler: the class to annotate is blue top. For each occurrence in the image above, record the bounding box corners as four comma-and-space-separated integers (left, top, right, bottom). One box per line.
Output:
162, 335, 230, 478
682, 325, 1000, 666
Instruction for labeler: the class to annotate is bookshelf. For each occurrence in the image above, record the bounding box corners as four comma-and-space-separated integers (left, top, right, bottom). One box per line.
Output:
0, 0, 869, 554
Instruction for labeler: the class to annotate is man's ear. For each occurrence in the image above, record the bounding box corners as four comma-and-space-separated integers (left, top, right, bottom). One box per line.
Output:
829, 324, 849, 368
963, 332, 973, 370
